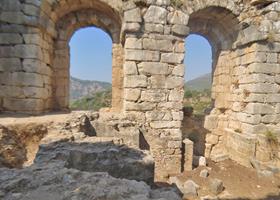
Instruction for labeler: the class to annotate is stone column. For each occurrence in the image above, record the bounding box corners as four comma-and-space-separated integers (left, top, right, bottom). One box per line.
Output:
111, 44, 124, 112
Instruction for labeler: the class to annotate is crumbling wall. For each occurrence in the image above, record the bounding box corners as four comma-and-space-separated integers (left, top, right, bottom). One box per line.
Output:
0, 0, 280, 180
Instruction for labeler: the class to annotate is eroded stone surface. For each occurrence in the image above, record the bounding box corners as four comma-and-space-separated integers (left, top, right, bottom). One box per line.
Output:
0, 0, 280, 182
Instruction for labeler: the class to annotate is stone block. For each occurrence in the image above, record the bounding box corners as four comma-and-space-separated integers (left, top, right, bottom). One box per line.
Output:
172, 24, 190, 36
143, 38, 173, 52
236, 113, 262, 125
124, 75, 147, 88
172, 111, 184, 121
245, 103, 275, 114
168, 10, 189, 25
141, 91, 166, 102
124, 61, 138, 75
204, 115, 218, 130
144, 23, 164, 33
146, 111, 166, 121
150, 121, 181, 129
172, 65, 185, 76
138, 62, 169, 75
183, 139, 193, 171
166, 76, 184, 89
169, 90, 184, 101
125, 38, 142, 49
0, 58, 21, 72
123, 22, 141, 32
0, 33, 22, 44
206, 134, 219, 145
125, 49, 160, 61
168, 141, 182, 149
158, 101, 183, 110
3, 98, 44, 112
124, 89, 141, 101
161, 53, 184, 64
125, 101, 156, 111
124, 8, 142, 23
247, 63, 280, 74
144, 6, 167, 24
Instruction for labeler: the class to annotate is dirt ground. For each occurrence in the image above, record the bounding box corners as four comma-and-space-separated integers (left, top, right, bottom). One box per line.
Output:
177, 159, 280, 200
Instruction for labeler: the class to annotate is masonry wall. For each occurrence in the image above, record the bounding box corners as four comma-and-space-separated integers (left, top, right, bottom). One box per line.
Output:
1, 0, 280, 180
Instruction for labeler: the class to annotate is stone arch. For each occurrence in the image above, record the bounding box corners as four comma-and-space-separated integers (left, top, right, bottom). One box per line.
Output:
185, 0, 241, 17
182, 6, 241, 160
41, 0, 124, 111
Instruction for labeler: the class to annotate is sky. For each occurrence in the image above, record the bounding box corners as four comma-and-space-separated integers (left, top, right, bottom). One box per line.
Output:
69, 27, 212, 82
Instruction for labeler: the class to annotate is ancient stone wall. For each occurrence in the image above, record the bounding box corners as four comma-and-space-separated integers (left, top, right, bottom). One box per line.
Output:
1, 0, 280, 180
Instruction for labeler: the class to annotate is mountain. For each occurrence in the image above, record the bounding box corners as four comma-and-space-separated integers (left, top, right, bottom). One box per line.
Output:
185, 73, 212, 91
70, 76, 111, 101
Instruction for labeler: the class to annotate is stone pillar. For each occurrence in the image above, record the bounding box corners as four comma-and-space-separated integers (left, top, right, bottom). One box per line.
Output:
183, 139, 194, 171
111, 44, 124, 112
122, 2, 190, 181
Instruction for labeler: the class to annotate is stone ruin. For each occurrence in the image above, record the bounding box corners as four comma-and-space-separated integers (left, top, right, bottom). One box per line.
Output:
0, 0, 280, 184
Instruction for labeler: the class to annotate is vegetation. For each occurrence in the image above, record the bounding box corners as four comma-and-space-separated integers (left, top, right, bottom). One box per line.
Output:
184, 89, 212, 116
70, 74, 213, 116
70, 89, 112, 111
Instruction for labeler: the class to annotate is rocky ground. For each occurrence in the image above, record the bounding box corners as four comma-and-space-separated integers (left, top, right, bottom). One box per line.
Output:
0, 112, 280, 200
0, 112, 181, 200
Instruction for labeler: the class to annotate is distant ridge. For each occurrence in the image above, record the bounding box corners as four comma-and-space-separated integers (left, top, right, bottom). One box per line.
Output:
70, 76, 111, 101
185, 73, 212, 91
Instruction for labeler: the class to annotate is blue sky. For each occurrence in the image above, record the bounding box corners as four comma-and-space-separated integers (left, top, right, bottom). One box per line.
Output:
70, 27, 212, 82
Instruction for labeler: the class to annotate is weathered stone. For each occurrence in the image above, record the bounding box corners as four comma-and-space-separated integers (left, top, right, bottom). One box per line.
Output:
245, 103, 275, 114
169, 90, 184, 101
209, 178, 224, 195
138, 62, 169, 75
144, 6, 167, 24
183, 180, 199, 197
125, 49, 160, 61
166, 77, 184, 89
0, 58, 21, 72
183, 139, 193, 171
124, 75, 147, 88
204, 116, 218, 130
123, 22, 141, 32
167, 141, 182, 148
200, 169, 209, 178
124, 61, 138, 75
247, 63, 280, 74
150, 121, 181, 129
143, 38, 173, 52
172, 65, 185, 76
172, 25, 190, 36
125, 101, 156, 111
124, 89, 141, 101
172, 111, 184, 121
161, 53, 184, 64
141, 91, 166, 102
206, 134, 219, 145
124, 8, 142, 23
168, 11, 189, 25
145, 23, 164, 33
0, 33, 23, 44
125, 38, 142, 49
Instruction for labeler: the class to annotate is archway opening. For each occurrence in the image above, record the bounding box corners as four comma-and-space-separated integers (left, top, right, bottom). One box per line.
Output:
183, 34, 213, 156
69, 27, 113, 111
52, 8, 123, 112
182, 6, 240, 160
